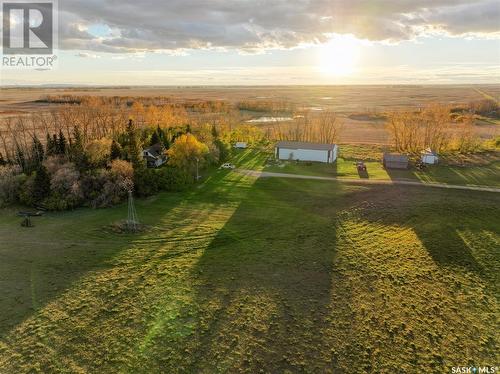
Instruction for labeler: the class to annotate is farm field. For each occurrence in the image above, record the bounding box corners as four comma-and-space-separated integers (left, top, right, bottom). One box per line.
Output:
1, 85, 499, 145
0, 156, 499, 373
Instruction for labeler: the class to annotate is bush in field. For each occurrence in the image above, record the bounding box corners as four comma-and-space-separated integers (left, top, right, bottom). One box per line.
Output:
80, 160, 134, 208
46, 161, 82, 210
0, 165, 25, 207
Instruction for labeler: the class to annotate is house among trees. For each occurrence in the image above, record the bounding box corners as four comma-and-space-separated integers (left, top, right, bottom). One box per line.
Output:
383, 153, 409, 169
275, 141, 338, 163
143, 143, 167, 168
421, 148, 439, 165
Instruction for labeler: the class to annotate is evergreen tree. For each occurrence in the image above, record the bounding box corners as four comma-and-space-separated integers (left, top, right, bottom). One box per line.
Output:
46, 133, 57, 156
150, 130, 161, 146
57, 130, 67, 155
110, 140, 123, 160
30, 135, 45, 172
214, 139, 231, 163
49, 134, 58, 156
33, 166, 51, 203
211, 124, 219, 139
15, 144, 26, 172
127, 120, 143, 169
156, 125, 165, 142
0, 152, 7, 166
69, 127, 88, 169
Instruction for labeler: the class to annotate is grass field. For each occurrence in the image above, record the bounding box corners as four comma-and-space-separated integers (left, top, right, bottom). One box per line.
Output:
0, 162, 499, 372
235, 148, 500, 187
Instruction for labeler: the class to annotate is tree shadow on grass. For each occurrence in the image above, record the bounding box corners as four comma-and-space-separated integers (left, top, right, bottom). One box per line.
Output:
0, 170, 260, 372
0, 209, 134, 338
341, 185, 495, 276
0, 169, 246, 339
181, 177, 355, 373
385, 163, 500, 187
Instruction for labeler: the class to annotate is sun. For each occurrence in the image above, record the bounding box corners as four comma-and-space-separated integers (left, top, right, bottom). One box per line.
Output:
318, 35, 361, 77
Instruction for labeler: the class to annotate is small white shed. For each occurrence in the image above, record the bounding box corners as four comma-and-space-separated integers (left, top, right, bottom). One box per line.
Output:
234, 142, 248, 149
275, 141, 338, 163
421, 149, 439, 165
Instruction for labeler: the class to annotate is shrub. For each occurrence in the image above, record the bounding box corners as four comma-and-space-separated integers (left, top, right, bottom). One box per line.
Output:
86, 138, 113, 167
133, 166, 192, 197
133, 168, 161, 197
82, 168, 133, 208
157, 166, 192, 191
19, 174, 36, 206
48, 162, 82, 210
109, 159, 134, 180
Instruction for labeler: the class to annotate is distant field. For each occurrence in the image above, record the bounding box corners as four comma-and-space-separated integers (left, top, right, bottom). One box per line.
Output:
1, 85, 499, 145
1, 84, 497, 113
0, 162, 498, 372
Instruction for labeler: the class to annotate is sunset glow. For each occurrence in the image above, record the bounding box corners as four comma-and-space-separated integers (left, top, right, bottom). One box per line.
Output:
318, 35, 361, 77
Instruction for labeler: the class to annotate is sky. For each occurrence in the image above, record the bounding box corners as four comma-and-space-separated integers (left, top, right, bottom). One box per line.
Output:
1, 0, 500, 85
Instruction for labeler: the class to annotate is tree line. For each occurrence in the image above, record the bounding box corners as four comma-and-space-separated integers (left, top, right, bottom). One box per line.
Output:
0, 98, 269, 210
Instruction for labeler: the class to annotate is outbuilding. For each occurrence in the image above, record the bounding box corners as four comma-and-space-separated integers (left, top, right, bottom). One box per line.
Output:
383, 153, 409, 169
421, 148, 439, 165
275, 141, 338, 163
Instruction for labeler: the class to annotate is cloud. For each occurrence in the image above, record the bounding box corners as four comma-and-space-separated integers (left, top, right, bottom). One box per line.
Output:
58, 0, 500, 53
75, 52, 101, 59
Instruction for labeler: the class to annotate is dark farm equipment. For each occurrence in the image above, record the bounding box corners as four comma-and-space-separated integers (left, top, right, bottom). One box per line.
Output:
355, 161, 367, 172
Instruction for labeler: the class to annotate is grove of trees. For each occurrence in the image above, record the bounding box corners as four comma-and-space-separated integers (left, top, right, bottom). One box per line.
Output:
386, 102, 496, 154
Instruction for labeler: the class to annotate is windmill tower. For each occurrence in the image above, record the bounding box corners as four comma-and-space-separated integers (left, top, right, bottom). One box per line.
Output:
127, 190, 139, 231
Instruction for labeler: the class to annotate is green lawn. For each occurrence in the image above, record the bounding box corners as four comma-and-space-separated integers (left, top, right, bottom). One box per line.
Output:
0, 168, 499, 372
233, 148, 500, 187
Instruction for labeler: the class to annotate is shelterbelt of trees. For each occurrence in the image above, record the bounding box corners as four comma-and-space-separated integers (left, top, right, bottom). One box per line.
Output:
0, 116, 263, 210
0, 96, 271, 210
1, 96, 498, 210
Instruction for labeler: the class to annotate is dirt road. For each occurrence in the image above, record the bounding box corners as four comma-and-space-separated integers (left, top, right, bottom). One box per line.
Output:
236, 169, 500, 193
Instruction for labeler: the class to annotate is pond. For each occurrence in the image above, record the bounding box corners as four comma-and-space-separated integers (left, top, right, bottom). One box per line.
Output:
246, 116, 294, 123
